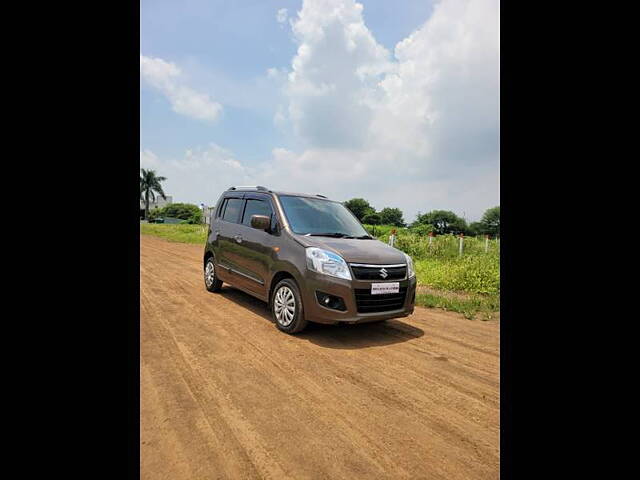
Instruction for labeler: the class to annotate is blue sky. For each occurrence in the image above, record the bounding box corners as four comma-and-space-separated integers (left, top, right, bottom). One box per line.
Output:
140, 0, 499, 223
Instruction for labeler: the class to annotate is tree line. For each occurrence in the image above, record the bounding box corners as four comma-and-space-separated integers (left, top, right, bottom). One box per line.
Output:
343, 198, 500, 237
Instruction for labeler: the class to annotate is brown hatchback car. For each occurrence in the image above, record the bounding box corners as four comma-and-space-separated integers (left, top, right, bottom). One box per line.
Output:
203, 186, 417, 333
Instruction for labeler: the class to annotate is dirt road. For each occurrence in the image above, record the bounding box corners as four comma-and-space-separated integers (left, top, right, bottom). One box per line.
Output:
140, 235, 499, 479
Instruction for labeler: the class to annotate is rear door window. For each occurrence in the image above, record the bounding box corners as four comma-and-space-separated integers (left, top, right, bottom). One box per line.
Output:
222, 198, 244, 223
241, 199, 273, 226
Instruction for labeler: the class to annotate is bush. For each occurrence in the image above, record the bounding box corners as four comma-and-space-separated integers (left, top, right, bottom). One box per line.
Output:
415, 210, 467, 235
153, 203, 202, 224
378, 207, 405, 227
147, 208, 163, 222
409, 223, 434, 236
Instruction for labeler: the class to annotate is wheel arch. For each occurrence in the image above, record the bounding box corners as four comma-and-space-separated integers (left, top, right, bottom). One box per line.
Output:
268, 271, 295, 305
267, 263, 306, 307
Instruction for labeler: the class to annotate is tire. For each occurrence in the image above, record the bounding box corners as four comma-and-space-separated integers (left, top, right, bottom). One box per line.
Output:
271, 278, 308, 334
204, 256, 223, 292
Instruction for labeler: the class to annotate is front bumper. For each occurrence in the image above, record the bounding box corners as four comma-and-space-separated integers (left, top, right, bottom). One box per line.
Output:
301, 271, 417, 324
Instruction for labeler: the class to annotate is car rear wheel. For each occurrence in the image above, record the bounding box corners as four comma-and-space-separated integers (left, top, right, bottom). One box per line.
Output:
204, 256, 223, 292
272, 278, 307, 334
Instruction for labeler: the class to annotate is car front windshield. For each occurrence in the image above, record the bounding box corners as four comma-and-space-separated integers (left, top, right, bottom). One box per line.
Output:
278, 195, 369, 237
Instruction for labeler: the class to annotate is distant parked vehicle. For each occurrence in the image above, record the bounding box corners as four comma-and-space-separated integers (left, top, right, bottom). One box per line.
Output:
203, 186, 416, 334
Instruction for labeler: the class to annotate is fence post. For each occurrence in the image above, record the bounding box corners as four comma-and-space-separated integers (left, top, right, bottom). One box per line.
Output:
428, 231, 434, 248
389, 228, 397, 247
485, 234, 489, 253
459, 233, 464, 257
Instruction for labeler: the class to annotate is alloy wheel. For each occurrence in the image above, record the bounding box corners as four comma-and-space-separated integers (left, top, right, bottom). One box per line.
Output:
274, 286, 295, 326
205, 261, 215, 287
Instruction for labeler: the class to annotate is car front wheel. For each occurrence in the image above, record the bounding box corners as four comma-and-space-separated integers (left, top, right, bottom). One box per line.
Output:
271, 278, 308, 334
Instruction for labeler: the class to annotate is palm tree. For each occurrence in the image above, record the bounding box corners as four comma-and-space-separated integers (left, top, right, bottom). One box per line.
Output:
140, 168, 167, 220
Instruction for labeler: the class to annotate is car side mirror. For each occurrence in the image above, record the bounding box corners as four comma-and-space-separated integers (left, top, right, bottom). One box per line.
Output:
250, 214, 271, 231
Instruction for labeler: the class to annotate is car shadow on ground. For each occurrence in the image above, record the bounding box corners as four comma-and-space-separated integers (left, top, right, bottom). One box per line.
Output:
217, 285, 425, 350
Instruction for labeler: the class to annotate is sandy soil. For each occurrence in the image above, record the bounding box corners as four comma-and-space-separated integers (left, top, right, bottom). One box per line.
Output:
140, 235, 500, 479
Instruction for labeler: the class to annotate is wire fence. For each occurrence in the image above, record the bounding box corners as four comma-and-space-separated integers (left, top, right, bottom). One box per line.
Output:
371, 228, 499, 261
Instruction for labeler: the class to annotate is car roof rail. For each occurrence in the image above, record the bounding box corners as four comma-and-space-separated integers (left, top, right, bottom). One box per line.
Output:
228, 185, 270, 192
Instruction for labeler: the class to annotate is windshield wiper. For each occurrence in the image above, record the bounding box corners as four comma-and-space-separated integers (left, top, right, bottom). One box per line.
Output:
304, 232, 373, 239
305, 232, 350, 238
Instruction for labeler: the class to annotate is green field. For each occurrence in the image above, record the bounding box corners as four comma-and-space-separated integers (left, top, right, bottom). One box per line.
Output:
141, 223, 500, 319
141, 223, 208, 244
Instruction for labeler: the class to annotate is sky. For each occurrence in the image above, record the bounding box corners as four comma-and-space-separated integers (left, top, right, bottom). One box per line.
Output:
140, 0, 499, 223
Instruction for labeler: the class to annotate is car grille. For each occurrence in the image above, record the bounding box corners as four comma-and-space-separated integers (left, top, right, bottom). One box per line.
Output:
350, 264, 407, 281
354, 287, 408, 313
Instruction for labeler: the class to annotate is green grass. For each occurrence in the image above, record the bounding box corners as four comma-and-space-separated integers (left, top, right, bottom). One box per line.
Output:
141, 223, 500, 319
415, 292, 499, 320
140, 223, 207, 244
415, 256, 499, 295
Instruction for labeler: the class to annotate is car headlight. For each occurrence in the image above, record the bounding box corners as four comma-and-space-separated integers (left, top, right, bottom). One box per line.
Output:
306, 247, 352, 280
404, 253, 415, 278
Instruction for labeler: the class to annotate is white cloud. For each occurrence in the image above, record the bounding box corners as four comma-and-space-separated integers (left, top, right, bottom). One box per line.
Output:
276, 8, 288, 25
376, 0, 500, 174
284, 0, 392, 148
269, 0, 499, 220
140, 54, 222, 122
142, 0, 499, 222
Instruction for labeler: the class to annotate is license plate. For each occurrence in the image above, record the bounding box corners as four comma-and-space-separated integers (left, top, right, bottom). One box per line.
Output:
371, 282, 400, 295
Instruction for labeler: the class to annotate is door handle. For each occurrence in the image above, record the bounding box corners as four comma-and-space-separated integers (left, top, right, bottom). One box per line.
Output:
234, 235, 243, 243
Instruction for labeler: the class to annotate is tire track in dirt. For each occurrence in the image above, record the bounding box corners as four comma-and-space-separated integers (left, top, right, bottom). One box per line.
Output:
147, 270, 496, 476
140, 235, 500, 479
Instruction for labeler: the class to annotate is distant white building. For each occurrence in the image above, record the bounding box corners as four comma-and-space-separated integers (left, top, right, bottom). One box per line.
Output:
140, 195, 173, 219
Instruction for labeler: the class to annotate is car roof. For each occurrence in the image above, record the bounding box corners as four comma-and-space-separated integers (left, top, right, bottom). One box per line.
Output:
271, 190, 333, 200
225, 188, 334, 201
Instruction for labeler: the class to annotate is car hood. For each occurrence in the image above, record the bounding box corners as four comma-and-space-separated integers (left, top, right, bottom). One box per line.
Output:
292, 235, 407, 264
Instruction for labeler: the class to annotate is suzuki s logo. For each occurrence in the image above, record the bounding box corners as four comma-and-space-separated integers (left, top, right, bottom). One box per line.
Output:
379, 268, 388, 279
